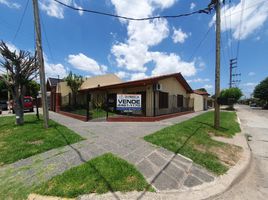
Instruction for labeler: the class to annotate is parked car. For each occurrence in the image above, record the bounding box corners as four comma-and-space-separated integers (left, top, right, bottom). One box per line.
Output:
12, 96, 34, 113
0, 100, 8, 110
249, 103, 257, 107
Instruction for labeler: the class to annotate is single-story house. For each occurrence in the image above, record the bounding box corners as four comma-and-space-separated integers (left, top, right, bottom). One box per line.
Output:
48, 72, 212, 121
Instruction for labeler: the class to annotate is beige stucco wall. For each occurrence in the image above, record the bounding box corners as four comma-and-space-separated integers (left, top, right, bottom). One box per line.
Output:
190, 93, 204, 112
155, 77, 188, 115
56, 82, 71, 106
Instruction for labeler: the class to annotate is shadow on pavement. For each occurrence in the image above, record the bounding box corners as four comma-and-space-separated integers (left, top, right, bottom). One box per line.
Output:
136, 126, 202, 200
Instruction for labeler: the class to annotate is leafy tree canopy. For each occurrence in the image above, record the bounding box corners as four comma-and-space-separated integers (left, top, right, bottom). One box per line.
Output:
254, 77, 268, 101
219, 87, 243, 105
196, 88, 208, 93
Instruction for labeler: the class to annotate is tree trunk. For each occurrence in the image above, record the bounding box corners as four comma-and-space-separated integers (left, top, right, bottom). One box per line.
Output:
14, 85, 24, 125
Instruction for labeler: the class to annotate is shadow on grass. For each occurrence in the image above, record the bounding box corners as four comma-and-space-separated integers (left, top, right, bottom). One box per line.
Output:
54, 126, 121, 200
137, 126, 202, 200
196, 121, 228, 132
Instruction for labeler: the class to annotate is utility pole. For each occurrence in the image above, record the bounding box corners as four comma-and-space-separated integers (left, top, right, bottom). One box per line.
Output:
229, 58, 241, 88
214, 0, 221, 129
32, 0, 49, 128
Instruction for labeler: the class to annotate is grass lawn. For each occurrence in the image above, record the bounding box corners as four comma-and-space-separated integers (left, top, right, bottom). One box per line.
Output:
0, 115, 84, 165
144, 111, 242, 175
34, 153, 153, 198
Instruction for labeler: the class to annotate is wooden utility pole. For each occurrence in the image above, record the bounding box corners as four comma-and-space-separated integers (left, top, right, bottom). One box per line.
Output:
214, 0, 221, 129
32, 0, 49, 128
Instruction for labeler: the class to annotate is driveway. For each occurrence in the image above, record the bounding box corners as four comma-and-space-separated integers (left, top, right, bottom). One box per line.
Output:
213, 105, 268, 200
0, 110, 215, 196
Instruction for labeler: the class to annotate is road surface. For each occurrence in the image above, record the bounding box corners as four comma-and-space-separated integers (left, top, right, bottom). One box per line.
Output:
213, 105, 268, 200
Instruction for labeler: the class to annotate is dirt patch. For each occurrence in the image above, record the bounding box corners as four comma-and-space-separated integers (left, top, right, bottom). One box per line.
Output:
27, 140, 44, 145
211, 144, 242, 167
126, 176, 137, 183
194, 144, 242, 167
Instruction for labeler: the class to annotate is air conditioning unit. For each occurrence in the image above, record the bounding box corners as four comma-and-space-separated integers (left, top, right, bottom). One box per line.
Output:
154, 83, 162, 91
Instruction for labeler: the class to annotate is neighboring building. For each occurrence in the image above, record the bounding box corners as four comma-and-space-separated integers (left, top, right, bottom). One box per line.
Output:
190, 90, 209, 112
46, 77, 63, 111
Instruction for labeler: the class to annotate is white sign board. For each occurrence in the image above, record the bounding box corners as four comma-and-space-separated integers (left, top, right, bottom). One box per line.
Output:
116, 94, 142, 111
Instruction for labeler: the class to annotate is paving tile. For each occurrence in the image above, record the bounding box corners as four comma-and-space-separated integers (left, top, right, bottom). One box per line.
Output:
163, 162, 186, 183
124, 153, 146, 165
137, 159, 156, 179
190, 165, 214, 182
147, 152, 168, 167
152, 171, 179, 190
183, 175, 203, 187
156, 147, 175, 159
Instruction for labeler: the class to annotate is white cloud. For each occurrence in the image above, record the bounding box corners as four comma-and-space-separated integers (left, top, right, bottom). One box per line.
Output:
187, 78, 210, 83
190, 2, 196, 10
115, 71, 130, 79
73, 2, 83, 16
0, 0, 20, 9
111, 43, 149, 72
67, 53, 107, 75
210, 0, 268, 40
44, 54, 68, 78
150, 52, 196, 77
130, 72, 148, 81
6, 42, 19, 53
172, 28, 189, 44
45, 62, 68, 79
128, 19, 169, 46
204, 84, 213, 89
110, 0, 196, 77
39, 0, 83, 19
243, 82, 257, 87
248, 72, 256, 76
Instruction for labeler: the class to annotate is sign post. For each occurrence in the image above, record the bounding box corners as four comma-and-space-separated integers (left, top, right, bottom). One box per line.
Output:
116, 94, 142, 112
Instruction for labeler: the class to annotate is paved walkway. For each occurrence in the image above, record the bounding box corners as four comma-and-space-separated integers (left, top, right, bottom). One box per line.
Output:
0, 111, 215, 194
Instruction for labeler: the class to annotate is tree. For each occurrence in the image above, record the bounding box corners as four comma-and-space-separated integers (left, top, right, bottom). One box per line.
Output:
65, 71, 84, 105
0, 41, 38, 125
196, 88, 208, 93
0, 77, 8, 100
25, 80, 40, 97
219, 87, 243, 109
254, 77, 268, 104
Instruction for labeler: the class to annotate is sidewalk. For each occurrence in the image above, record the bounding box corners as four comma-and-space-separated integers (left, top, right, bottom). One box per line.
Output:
0, 111, 214, 195
1, 110, 251, 200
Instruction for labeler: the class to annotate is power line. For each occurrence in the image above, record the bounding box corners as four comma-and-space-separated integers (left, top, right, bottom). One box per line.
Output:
12, 0, 30, 42
236, 0, 246, 60
223, 2, 231, 60
228, 0, 234, 58
40, 13, 56, 63
188, 24, 214, 61
53, 0, 213, 21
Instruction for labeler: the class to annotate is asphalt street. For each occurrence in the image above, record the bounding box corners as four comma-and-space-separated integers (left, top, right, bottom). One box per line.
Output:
213, 105, 268, 200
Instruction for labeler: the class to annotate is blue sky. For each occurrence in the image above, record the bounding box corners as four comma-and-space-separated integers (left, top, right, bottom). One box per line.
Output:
0, 0, 268, 97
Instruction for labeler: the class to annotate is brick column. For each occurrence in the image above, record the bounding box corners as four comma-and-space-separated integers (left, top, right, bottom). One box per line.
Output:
55, 93, 61, 113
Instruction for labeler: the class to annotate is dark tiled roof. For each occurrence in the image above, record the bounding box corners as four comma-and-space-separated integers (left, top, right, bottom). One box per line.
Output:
48, 77, 63, 87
